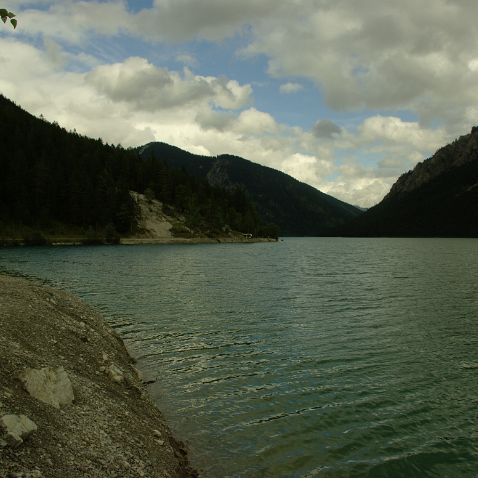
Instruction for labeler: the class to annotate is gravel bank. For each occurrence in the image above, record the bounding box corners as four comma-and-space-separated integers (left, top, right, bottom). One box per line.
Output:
0, 274, 198, 478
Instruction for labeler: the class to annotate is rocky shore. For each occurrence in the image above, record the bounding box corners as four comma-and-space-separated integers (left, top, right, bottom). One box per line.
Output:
0, 275, 198, 478
120, 236, 276, 245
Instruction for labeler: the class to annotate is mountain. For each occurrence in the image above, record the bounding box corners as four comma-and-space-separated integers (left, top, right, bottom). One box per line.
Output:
0, 95, 272, 244
340, 127, 478, 237
139, 142, 362, 236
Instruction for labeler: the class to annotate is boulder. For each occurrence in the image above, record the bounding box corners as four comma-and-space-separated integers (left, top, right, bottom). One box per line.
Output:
106, 364, 124, 383
20, 367, 74, 409
0, 414, 37, 447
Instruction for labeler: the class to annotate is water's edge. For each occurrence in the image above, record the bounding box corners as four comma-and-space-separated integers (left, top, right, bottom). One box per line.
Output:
0, 273, 198, 478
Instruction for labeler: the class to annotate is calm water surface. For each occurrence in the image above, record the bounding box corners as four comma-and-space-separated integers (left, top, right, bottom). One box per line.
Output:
1, 238, 478, 477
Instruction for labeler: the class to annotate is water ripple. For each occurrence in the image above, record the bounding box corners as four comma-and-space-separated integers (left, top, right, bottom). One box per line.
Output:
1, 238, 478, 477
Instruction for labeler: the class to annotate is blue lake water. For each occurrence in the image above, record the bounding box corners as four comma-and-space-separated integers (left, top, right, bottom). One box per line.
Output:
1, 238, 478, 477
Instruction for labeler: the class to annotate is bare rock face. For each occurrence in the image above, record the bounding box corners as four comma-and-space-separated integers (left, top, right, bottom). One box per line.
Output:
0, 414, 38, 447
19, 367, 74, 409
386, 126, 478, 199
206, 160, 232, 190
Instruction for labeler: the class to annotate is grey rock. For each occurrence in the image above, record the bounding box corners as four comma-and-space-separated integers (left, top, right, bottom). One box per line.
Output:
20, 366, 74, 408
0, 414, 38, 447
386, 126, 478, 199
106, 364, 124, 383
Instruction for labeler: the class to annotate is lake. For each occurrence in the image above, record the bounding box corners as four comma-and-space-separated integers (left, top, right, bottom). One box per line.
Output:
1, 238, 478, 477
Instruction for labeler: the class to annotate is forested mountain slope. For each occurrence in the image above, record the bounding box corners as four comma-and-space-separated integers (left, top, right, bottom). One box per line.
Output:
0, 95, 271, 243
140, 142, 361, 236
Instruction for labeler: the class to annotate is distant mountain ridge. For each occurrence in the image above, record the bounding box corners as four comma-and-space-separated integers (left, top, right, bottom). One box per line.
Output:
341, 127, 478, 237
140, 142, 362, 236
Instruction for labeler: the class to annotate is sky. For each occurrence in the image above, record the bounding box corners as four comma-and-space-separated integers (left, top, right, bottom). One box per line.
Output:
1, 1, 478, 207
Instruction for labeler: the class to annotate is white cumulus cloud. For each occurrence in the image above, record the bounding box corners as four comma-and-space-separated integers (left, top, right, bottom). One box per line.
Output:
85, 58, 252, 111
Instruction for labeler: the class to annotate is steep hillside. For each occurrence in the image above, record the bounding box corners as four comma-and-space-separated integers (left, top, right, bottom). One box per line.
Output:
340, 127, 478, 237
0, 95, 272, 243
122, 192, 274, 244
139, 143, 361, 236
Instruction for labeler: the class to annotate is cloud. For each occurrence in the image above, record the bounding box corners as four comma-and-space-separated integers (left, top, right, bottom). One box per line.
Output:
11, 1, 478, 133
0, 2, 464, 209
279, 82, 303, 94
133, 0, 277, 42
357, 115, 447, 151
176, 53, 197, 67
10, 1, 478, 131
0, 38, 252, 149
237, 0, 478, 133
195, 109, 236, 132
281, 153, 334, 187
313, 119, 342, 139
235, 108, 277, 134
322, 177, 391, 209
13, 1, 130, 44
86, 57, 252, 111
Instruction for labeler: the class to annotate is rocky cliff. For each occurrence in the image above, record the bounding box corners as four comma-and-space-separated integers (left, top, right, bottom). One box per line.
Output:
339, 126, 478, 237
386, 126, 478, 199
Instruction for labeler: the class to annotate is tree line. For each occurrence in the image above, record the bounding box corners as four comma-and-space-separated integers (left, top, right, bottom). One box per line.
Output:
0, 95, 275, 240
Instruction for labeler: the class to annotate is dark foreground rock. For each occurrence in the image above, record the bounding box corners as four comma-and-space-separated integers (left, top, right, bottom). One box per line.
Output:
0, 275, 198, 478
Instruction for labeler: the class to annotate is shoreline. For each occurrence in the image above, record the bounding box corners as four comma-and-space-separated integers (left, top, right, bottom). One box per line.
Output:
0, 236, 277, 247
0, 274, 198, 478
120, 236, 277, 245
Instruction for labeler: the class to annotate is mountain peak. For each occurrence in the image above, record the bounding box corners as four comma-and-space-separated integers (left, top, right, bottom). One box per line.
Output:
140, 142, 361, 236
385, 126, 478, 200
341, 125, 478, 237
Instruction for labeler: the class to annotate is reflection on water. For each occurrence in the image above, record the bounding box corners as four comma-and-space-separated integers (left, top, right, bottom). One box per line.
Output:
1, 238, 478, 477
